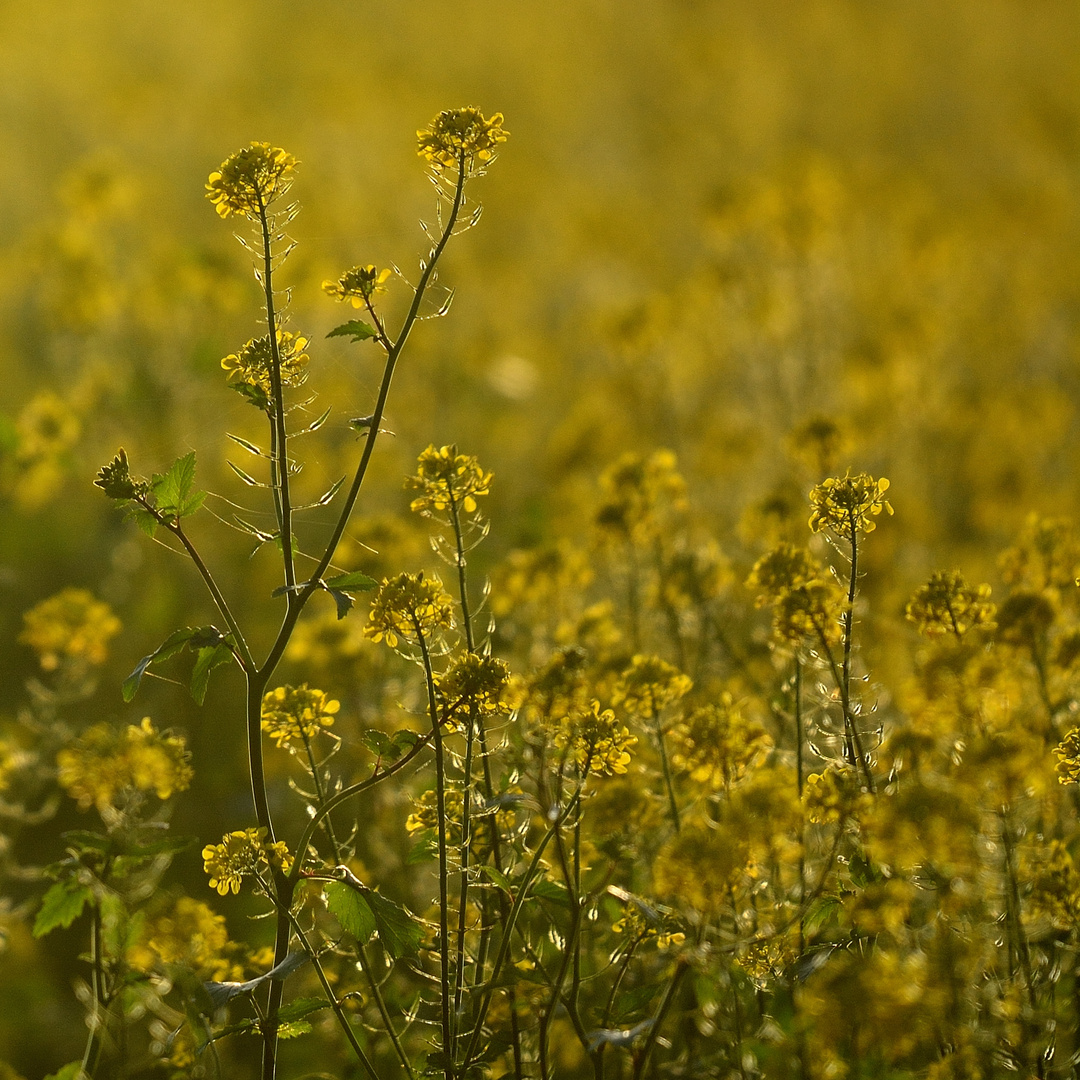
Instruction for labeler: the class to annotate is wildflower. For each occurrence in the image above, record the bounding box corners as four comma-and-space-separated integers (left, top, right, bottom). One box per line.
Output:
803, 765, 868, 824
261, 684, 340, 750
745, 542, 822, 606
490, 543, 594, 620
21, 588, 121, 671
15, 392, 80, 462
436, 653, 512, 724
1000, 514, 1080, 592
658, 540, 732, 609
205, 142, 297, 219
808, 471, 893, 535
405, 785, 516, 859
669, 696, 772, 788
364, 571, 455, 649
611, 900, 685, 950
612, 654, 692, 717
417, 108, 508, 176
128, 896, 244, 982
202, 827, 292, 896
57, 718, 193, 814
906, 571, 996, 637
1054, 726, 1080, 784
553, 701, 637, 776
595, 449, 687, 543
994, 588, 1056, 648
772, 579, 845, 647
1024, 840, 1080, 929
220, 329, 310, 406
322, 264, 392, 306
653, 822, 748, 913
406, 444, 493, 516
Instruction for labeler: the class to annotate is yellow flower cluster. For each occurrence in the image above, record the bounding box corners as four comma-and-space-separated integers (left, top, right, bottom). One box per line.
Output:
417, 107, 508, 175
803, 765, 869, 824
554, 701, 637, 776
745, 542, 820, 605
205, 142, 297, 219
261, 684, 340, 750
653, 822, 748, 913
221, 329, 310, 400
1054, 726, 1080, 784
905, 571, 996, 637
611, 901, 685, 950
669, 696, 772, 788
436, 653, 512, 721
808, 471, 893, 535
595, 449, 688, 543
999, 514, 1080, 592
406, 444, 493, 517
127, 896, 244, 982
57, 718, 193, 814
20, 587, 121, 672
489, 543, 594, 619
202, 826, 293, 896
1024, 840, 1080, 929
322, 264, 392, 307
364, 571, 455, 648
612, 654, 692, 717
746, 543, 845, 647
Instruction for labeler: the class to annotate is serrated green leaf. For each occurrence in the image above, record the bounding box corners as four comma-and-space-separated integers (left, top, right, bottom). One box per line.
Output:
327, 319, 377, 343
34, 879, 92, 938
324, 571, 378, 591
179, 489, 208, 517
360, 730, 392, 757
277, 997, 330, 1023
803, 895, 843, 937
231, 380, 271, 411
190, 642, 234, 705
122, 627, 200, 702
277, 1020, 312, 1039
327, 588, 353, 620
478, 865, 512, 893
325, 881, 377, 945
365, 889, 423, 962
153, 451, 197, 514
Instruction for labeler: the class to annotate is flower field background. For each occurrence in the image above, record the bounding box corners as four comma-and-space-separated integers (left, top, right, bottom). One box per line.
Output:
3, 1, 1080, 1077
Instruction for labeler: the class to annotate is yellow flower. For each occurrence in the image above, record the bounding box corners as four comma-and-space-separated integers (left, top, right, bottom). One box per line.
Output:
261, 684, 340, 750
1054, 726, 1080, 784
221, 329, 310, 406
20, 588, 121, 671
201, 827, 292, 896
808, 471, 893, 535
653, 822, 748, 913
803, 765, 868, 824
994, 588, 1056, 648
417, 108, 508, 175
322, 264, 392, 307
436, 653, 512, 724
57, 718, 193, 814
905, 571, 996, 637
406, 444, 493, 517
612, 654, 692, 717
15, 392, 80, 462
669, 696, 772, 788
553, 700, 637, 776
206, 142, 297, 220
772, 579, 845, 647
364, 571, 455, 649
127, 896, 243, 982
595, 449, 688, 543
745, 543, 822, 606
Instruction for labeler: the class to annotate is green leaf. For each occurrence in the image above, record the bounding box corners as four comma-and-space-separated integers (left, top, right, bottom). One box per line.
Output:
327, 588, 354, 620
277, 997, 330, 1023
34, 879, 92, 938
44, 1064, 85, 1080
327, 319, 377, 343
190, 641, 234, 705
153, 451, 201, 517
364, 889, 423, 962
122, 626, 200, 702
324, 571, 378, 591
325, 881, 377, 945
61, 830, 113, 855
478, 865, 512, 893
231, 380, 271, 411
277, 1020, 312, 1039
529, 879, 570, 906
803, 895, 843, 937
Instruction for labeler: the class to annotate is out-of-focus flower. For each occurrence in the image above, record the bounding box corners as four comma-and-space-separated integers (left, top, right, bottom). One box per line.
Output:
364, 572, 455, 649
15, 392, 80, 462
1000, 514, 1080, 592
595, 449, 687, 544
323, 265, 392, 306
669, 695, 772, 788
1054, 727, 1080, 785
906, 571, 996, 637
206, 143, 297, 219
407, 444, 492, 517
21, 587, 121, 671
58, 718, 193, 814
803, 765, 869, 824
127, 896, 245, 982
612, 654, 692, 717
772, 580, 845, 647
417, 108, 508, 176
994, 589, 1056, 649
261, 684, 340, 750
809, 472, 893, 535
202, 827, 292, 896
745, 543, 822, 606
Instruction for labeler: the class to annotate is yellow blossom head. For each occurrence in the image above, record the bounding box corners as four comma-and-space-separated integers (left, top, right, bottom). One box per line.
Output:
21, 588, 121, 672
202, 826, 292, 896
612, 654, 692, 717
417, 108, 508, 177
323, 265, 392, 307
261, 684, 340, 750
206, 142, 297, 220
745, 543, 822, 607
406, 444, 493, 517
221, 329, 309, 409
436, 653, 512, 724
808, 471, 893, 536
670, 695, 772, 789
906, 571, 996, 637
553, 700, 637, 777
364, 571, 455, 649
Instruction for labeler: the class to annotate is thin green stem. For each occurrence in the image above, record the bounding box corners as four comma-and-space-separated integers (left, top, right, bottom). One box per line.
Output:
631, 958, 688, 1080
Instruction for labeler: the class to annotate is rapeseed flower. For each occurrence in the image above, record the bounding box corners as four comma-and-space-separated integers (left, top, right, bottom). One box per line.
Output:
202, 827, 292, 896
436, 653, 512, 722
417, 108, 508, 176
612, 654, 692, 717
745, 542, 821, 605
323, 264, 392, 306
906, 571, 996, 637
808, 471, 893, 535
669, 696, 772, 788
261, 684, 340, 750
221, 329, 309, 403
206, 142, 297, 219
406, 444, 492, 517
553, 701, 637, 776
364, 571, 455, 648
21, 587, 121, 671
